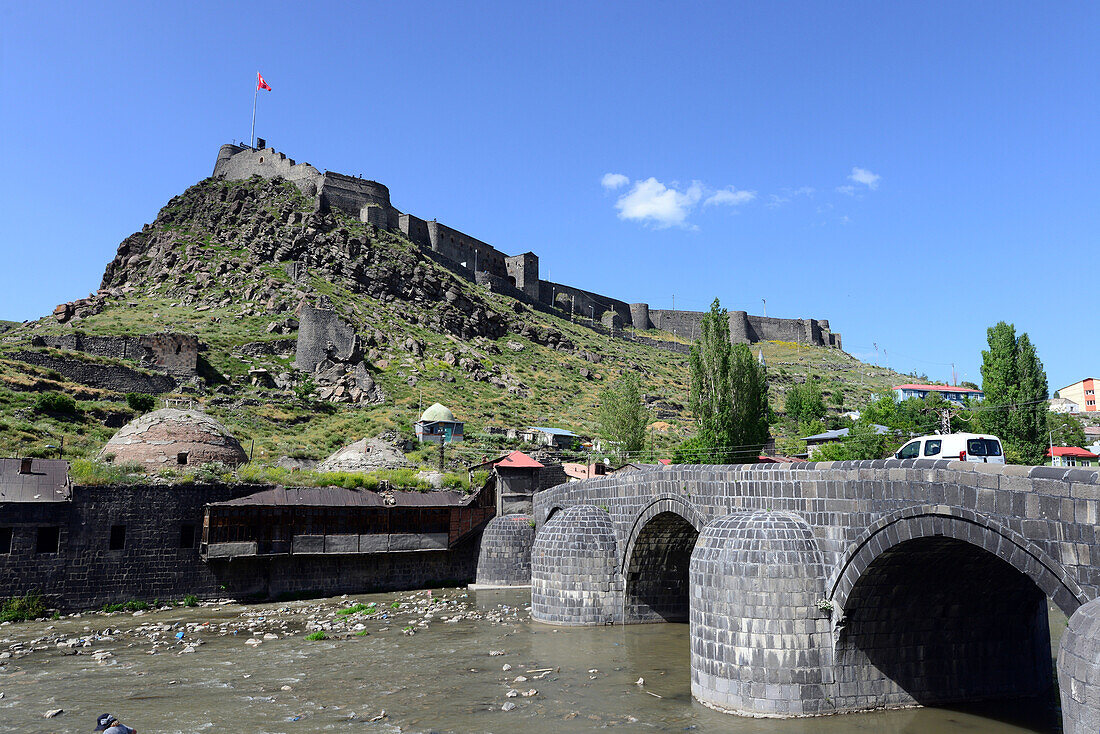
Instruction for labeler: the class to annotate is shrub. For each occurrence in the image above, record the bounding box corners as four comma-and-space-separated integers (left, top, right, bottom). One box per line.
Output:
126, 393, 156, 413
34, 392, 78, 416
1, 594, 47, 622
336, 602, 374, 616
182, 594, 199, 607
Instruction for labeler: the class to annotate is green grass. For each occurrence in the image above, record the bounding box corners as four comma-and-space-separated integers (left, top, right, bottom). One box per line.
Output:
100, 599, 149, 613
0, 174, 918, 470
336, 602, 375, 616
304, 631, 328, 641
0, 594, 48, 622
182, 594, 199, 607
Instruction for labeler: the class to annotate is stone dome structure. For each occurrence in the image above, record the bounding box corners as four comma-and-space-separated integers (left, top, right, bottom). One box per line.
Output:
100, 408, 248, 469
420, 403, 455, 422
318, 437, 410, 473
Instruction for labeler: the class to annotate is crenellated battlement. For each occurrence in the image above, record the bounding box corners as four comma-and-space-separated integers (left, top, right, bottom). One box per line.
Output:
212, 143, 842, 349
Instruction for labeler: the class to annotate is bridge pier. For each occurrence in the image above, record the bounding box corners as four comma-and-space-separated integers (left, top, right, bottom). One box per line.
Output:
473, 514, 534, 588
1059, 597, 1100, 734
531, 504, 623, 625
690, 510, 833, 717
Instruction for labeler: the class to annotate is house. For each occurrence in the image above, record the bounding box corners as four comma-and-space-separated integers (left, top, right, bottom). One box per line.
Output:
562, 462, 610, 481
1046, 446, 1099, 468
414, 403, 464, 444
521, 426, 580, 449
1057, 379, 1098, 412
1049, 398, 1081, 414
893, 384, 983, 405
468, 451, 567, 515
801, 425, 891, 459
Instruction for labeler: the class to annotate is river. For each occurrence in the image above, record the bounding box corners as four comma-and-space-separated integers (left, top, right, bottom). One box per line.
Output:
0, 588, 1064, 733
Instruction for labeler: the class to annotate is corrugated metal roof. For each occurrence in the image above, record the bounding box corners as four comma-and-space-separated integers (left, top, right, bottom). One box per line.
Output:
1048, 447, 1099, 459
496, 451, 543, 469
802, 425, 891, 441
0, 458, 71, 503
525, 426, 578, 437
211, 486, 471, 508
893, 384, 983, 394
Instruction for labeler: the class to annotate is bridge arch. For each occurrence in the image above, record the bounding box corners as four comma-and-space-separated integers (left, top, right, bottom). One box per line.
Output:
829, 504, 1085, 616
621, 495, 705, 623
830, 505, 1084, 711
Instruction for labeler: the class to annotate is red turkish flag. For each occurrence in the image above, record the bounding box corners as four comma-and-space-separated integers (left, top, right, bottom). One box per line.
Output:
257, 72, 271, 91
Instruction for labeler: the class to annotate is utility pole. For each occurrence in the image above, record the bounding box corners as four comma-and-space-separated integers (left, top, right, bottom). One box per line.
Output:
672, 294, 675, 311
761, 298, 766, 317
941, 408, 952, 435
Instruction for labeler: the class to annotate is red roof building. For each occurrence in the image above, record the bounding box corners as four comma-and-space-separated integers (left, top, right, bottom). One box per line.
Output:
1047, 446, 1099, 467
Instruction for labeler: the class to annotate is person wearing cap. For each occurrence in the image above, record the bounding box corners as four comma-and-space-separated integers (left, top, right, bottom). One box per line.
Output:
94, 713, 137, 734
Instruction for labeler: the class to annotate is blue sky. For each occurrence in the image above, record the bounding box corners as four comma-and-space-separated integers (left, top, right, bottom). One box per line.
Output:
2, 2, 1096, 393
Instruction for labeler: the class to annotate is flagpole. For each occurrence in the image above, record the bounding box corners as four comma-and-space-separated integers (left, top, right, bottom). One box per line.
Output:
250, 78, 258, 149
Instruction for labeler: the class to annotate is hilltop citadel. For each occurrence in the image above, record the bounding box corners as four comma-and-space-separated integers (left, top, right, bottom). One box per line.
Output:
214, 142, 842, 350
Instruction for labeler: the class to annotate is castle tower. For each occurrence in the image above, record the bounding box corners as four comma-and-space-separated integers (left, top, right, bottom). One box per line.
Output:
505, 252, 540, 299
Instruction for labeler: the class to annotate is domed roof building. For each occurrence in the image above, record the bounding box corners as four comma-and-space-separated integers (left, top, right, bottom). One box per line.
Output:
415, 402, 464, 444
100, 408, 248, 469
319, 436, 411, 472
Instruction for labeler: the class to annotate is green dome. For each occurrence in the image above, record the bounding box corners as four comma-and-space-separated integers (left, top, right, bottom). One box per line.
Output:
420, 403, 456, 422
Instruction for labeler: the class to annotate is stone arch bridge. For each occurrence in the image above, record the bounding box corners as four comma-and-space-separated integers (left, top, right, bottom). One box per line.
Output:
496, 459, 1100, 730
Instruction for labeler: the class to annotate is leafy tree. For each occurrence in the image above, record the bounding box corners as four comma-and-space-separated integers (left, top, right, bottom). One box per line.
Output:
810, 422, 887, 462
686, 298, 769, 463
784, 381, 826, 424
1049, 412, 1087, 449
597, 372, 651, 462
126, 393, 156, 413
34, 392, 78, 417
978, 321, 1049, 464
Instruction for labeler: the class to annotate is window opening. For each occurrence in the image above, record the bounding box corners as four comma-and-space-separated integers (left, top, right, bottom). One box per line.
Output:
0, 528, 12, 554
109, 525, 126, 551
36, 527, 60, 554
180, 524, 196, 549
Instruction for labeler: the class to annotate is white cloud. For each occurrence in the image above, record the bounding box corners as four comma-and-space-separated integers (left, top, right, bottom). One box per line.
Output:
704, 187, 756, 207
615, 178, 703, 228
848, 167, 880, 189
601, 173, 629, 190
836, 185, 856, 196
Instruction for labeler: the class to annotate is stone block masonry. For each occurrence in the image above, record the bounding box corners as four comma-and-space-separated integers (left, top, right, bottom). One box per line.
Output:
212, 144, 842, 350
12, 350, 178, 394
0, 483, 480, 610
31, 332, 199, 376
515, 459, 1100, 724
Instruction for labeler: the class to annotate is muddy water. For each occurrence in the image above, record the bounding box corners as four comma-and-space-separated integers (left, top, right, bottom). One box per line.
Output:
0, 589, 1065, 734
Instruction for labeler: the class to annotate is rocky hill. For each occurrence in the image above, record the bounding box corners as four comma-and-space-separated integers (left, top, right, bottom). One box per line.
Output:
0, 174, 911, 470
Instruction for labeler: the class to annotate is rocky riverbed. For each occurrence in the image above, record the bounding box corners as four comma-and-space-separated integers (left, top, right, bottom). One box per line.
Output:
0, 589, 1064, 733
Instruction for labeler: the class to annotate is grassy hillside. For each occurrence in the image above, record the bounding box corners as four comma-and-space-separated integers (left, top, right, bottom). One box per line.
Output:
0, 176, 913, 470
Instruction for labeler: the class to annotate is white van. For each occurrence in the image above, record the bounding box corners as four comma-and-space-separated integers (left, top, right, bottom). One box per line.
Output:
894, 432, 1005, 464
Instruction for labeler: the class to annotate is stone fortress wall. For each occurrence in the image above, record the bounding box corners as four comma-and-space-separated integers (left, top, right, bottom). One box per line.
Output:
213, 144, 842, 349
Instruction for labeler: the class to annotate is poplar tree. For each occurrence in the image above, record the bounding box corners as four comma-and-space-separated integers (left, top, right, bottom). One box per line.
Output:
597, 372, 650, 463
685, 298, 769, 463
979, 321, 1049, 464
